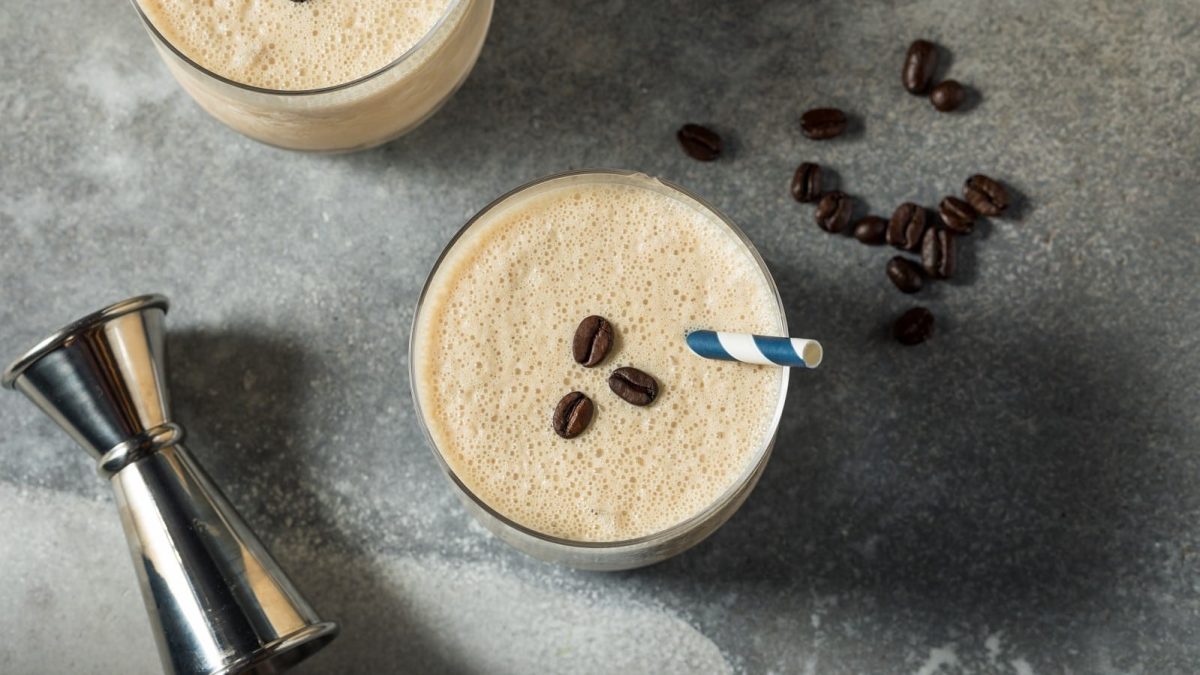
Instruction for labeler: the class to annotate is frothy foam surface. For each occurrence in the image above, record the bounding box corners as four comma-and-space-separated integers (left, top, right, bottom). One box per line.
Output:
414, 176, 784, 542
138, 0, 452, 90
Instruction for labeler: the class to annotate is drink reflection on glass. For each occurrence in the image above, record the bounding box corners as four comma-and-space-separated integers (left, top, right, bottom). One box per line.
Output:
130, 0, 494, 152
411, 170, 791, 570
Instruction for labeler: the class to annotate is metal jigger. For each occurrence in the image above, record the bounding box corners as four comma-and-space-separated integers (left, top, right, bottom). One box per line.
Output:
2, 295, 338, 675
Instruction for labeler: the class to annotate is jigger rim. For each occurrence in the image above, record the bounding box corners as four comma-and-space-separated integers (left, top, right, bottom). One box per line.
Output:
215, 620, 340, 675
2, 294, 170, 389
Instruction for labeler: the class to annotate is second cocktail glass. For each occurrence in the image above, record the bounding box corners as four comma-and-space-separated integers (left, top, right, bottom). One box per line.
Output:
130, 0, 493, 152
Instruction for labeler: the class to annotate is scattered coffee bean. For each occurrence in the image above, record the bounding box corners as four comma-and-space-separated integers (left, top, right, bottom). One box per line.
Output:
800, 108, 848, 140
552, 392, 594, 439
930, 80, 965, 112
887, 202, 927, 251
573, 315, 614, 367
887, 256, 924, 293
963, 174, 1010, 216
903, 40, 938, 94
608, 367, 659, 406
893, 307, 935, 345
921, 227, 956, 279
677, 124, 722, 161
791, 162, 822, 202
853, 216, 888, 244
938, 196, 977, 234
815, 191, 853, 233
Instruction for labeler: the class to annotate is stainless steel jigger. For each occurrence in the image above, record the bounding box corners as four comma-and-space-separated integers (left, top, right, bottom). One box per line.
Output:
2, 295, 338, 675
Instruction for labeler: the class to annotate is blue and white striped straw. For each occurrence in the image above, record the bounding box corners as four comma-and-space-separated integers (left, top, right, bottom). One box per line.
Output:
686, 330, 823, 369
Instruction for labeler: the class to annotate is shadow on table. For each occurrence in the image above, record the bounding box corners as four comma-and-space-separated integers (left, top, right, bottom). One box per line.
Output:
332, 0, 838, 179
168, 328, 469, 674
632, 269, 1174, 639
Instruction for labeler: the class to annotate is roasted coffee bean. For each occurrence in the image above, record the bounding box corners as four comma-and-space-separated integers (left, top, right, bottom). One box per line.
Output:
800, 108, 848, 140
903, 40, 938, 94
791, 163, 822, 202
887, 202, 927, 251
887, 256, 924, 293
930, 80, 965, 112
853, 216, 888, 244
893, 307, 935, 345
963, 174, 1010, 216
573, 315, 614, 367
815, 191, 853, 233
677, 124, 722, 161
552, 392, 594, 439
921, 227, 956, 279
608, 367, 658, 406
938, 196, 977, 234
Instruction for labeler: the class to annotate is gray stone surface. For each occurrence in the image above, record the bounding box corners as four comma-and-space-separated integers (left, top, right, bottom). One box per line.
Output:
2, 0, 1199, 673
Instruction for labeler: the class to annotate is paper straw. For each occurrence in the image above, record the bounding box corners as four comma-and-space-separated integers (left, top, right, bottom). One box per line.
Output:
686, 330, 823, 369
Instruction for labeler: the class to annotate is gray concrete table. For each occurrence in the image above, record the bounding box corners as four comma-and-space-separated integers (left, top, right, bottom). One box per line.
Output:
3, 1, 1198, 673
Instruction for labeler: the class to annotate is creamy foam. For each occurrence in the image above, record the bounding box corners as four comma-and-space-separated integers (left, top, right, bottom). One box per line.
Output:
134, 0, 492, 151
138, 0, 452, 90
413, 174, 784, 542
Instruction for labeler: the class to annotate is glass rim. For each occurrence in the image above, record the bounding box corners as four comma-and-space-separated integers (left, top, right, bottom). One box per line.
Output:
128, 0, 467, 97
408, 169, 791, 550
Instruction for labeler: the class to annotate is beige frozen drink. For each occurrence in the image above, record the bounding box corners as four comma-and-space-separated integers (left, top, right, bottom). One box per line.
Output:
412, 172, 787, 545
133, 0, 493, 151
